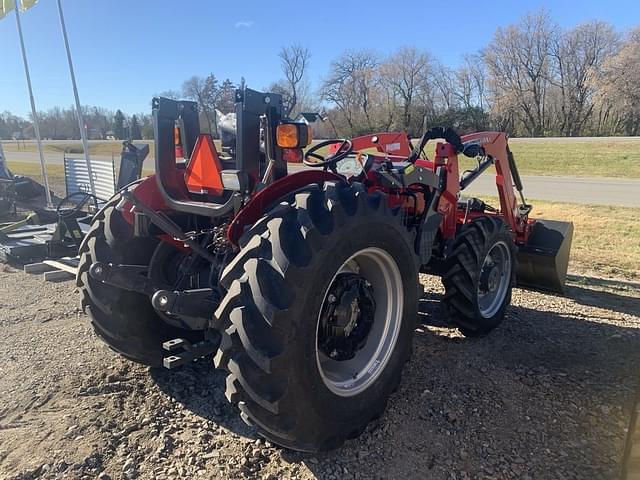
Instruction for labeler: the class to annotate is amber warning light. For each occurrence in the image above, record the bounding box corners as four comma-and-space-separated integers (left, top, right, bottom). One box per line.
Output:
276, 123, 312, 149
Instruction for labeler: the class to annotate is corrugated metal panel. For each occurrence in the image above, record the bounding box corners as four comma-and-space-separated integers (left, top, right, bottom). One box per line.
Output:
64, 157, 116, 201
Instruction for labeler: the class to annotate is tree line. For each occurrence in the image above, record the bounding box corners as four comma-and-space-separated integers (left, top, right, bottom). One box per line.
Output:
2, 9, 639, 141
320, 11, 640, 137
0, 106, 151, 141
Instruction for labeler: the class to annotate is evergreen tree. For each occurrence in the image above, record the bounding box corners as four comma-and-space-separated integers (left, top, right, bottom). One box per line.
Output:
130, 115, 142, 140
113, 110, 125, 140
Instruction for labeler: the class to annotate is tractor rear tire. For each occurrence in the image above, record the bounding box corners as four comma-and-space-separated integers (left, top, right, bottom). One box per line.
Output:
76, 193, 202, 367
213, 182, 419, 452
441, 216, 516, 337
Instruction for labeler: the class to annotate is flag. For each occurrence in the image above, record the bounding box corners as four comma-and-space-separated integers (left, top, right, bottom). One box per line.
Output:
0, 0, 38, 19
19, 0, 37, 11
0, 0, 16, 20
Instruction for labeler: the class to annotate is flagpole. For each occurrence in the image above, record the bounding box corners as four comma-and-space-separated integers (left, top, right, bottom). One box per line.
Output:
14, 4, 53, 208
56, 0, 95, 198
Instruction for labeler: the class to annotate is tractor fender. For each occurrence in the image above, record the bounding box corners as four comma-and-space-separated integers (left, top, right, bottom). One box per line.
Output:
227, 169, 344, 246
120, 174, 170, 226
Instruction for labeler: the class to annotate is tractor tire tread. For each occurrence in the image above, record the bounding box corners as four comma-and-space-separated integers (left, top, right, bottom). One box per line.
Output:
214, 181, 417, 452
441, 216, 515, 337
76, 191, 202, 367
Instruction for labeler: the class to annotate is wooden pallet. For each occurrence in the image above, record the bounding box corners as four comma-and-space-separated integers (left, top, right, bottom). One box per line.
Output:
24, 256, 79, 282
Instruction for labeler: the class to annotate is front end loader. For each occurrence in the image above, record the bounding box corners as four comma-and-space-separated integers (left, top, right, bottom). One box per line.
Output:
77, 88, 573, 451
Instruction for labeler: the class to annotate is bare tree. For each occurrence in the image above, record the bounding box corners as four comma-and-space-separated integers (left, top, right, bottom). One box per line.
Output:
550, 21, 619, 135
484, 10, 557, 136
457, 54, 488, 110
381, 47, 434, 133
320, 50, 383, 135
278, 44, 311, 117
182, 75, 216, 135
431, 64, 457, 110
596, 27, 640, 135
455, 65, 474, 109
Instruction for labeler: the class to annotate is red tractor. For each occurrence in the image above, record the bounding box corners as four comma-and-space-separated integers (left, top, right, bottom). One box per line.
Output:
77, 88, 572, 452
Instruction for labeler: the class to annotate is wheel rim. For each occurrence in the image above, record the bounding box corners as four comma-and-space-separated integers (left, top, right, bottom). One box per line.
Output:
316, 247, 403, 397
477, 241, 512, 318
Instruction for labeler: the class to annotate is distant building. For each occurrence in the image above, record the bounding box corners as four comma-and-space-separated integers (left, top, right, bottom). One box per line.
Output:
293, 113, 333, 139
88, 128, 103, 140
293, 113, 322, 125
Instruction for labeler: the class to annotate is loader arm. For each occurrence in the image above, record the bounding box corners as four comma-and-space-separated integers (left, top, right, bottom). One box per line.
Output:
457, 132, 573, 292
460, 132, 531, 243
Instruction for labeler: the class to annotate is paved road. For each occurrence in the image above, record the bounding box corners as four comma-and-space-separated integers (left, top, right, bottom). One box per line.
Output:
462, 174, 640, 207
6, 151, 640, 208
289, 164, 640, 208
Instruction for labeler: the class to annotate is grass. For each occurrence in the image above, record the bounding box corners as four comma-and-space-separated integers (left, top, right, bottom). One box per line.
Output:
8, 161, 67, 192
506, 138, 640, 178
3, 140, 155, 158
454, 138, 640, 178
5, 161, 154, 197
478, 195, 640, 279
3, 137, 640, 178
532, 201, 640, 280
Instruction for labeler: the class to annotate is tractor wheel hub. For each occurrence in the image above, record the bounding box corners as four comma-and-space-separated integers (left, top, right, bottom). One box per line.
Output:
480, 263, 501, 293
318, 273, 376, 361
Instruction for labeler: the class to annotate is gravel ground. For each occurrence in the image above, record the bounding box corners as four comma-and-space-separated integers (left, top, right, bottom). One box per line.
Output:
0, 267, 639, 480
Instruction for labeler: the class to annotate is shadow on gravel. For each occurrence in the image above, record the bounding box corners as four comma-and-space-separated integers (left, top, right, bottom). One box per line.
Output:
567, 274, 640, 291
409, 289, 640, 479
149, 360, 256, 440
564, 274, 640, 317
150, 285, 640, 479
564, 284, 640, 318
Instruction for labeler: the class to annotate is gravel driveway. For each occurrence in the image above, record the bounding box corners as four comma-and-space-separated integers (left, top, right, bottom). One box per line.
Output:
0, 268, 639, 480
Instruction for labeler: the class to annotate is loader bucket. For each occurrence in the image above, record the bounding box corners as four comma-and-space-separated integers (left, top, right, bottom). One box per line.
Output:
516, 219, 574, 293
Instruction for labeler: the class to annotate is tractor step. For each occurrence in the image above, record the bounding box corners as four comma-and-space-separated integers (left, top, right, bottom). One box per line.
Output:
517, 218, 574, 293
162, 338, 218, 369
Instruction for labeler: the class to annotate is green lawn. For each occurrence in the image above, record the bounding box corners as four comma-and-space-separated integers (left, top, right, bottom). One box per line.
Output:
3, 137, 640, 178
2, 140, 153, 157
477, 195, 640, 280
506, 138, 640, 178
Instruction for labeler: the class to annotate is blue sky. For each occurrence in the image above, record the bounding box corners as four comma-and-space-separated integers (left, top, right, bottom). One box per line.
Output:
1, 0, 638, 117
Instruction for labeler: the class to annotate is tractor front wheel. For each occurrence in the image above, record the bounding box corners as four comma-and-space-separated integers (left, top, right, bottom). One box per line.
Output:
441, 217, 516, 337
214, 182, 418, 451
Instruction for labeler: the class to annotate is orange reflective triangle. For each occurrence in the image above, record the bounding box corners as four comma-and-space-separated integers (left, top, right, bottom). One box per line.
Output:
184, 134, 224, 196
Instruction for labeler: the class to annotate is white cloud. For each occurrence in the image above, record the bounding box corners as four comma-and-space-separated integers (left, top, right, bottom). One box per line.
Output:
234, 20, 254, 28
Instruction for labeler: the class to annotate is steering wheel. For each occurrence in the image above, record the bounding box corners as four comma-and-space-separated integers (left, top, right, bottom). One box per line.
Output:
56, 191, 99, 218
304, 139, 353, 170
